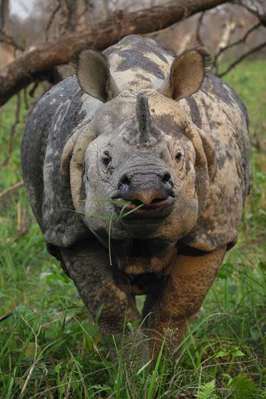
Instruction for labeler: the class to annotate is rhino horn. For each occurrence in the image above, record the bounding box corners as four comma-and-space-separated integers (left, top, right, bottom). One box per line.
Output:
136, 93, 156, 145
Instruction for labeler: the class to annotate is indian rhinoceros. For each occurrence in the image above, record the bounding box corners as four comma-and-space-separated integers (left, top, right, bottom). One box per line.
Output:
22, 35, 250, 354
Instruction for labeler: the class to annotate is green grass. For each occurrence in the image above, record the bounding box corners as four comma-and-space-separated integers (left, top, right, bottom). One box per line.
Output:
0, 61, 266, 398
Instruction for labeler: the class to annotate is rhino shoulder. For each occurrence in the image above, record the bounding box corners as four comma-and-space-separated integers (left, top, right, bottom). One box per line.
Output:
22, 76, 101, 248
182, 73, 250, 252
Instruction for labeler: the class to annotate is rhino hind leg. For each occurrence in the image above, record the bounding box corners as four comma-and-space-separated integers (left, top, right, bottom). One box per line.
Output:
60, 239, 140, 335
142, 246, 226, 357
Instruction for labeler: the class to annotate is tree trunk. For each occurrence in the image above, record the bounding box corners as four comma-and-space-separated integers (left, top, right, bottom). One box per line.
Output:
0, 0, 9, 30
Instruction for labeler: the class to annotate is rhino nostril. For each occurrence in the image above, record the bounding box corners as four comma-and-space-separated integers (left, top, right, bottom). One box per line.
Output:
161, 172, 173, 186
162, 172, 171, 182
118, 174, 131, 190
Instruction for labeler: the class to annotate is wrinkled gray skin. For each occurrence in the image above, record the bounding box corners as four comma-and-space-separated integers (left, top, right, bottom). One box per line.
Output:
22, 35, 250, 345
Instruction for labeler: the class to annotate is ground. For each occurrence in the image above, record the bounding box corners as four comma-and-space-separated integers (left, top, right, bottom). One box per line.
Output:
0, 60, 265, 398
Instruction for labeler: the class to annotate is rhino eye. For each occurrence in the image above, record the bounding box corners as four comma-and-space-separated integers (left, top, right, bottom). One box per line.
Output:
102, 150, 112, 167
175, 151, 183, 162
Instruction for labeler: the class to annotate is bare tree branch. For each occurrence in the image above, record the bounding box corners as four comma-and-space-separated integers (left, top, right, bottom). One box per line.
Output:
0, 0, 24, 51
28, 82, 40, 98
217, 21, 261, 60
23, 87, 29, 110
218, 40, 266, 76
45, 0, 61, 40
235, 0, 266, 24
0, 180, 24, 207
0, 0, 229, 107
0, 0, 9, 30
213, 21, 262, 73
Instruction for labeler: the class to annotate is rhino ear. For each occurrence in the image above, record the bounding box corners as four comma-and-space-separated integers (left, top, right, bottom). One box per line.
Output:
162, 49, 206, 100
76, 49, 118, 102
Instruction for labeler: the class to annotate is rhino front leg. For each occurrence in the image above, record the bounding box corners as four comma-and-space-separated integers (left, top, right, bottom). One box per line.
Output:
143, 246, 226, 357
60, 239, 140, 334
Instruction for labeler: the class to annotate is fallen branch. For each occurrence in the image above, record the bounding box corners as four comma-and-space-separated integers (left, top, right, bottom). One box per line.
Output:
0, 0, 229, 106
0, 311, 14, 323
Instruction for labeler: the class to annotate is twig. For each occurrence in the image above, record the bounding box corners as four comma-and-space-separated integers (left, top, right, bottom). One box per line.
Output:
0, 311, 14, 322
45, 0, 61, 40
29, 82, 40, 98
235, 0, 266, 25
63, 0, 79, 33
75, 1, 93, 27
0, 181, 24, 206
23, 88, 29, 110
213, 21, 262, 73
217, 40, 266, 76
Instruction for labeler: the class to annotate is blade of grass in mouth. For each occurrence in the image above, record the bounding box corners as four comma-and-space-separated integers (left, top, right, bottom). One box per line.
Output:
119, 203, 144, 218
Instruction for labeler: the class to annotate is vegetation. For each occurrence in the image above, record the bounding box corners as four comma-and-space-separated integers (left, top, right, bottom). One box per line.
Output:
0, 61, 265, 398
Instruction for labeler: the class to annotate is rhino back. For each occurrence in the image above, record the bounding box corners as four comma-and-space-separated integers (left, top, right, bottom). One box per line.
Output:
22, 76, 100, 247
105, 35, 174, 93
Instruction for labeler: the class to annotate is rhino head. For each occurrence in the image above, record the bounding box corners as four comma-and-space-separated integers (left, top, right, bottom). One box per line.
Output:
61, 48, 216, 244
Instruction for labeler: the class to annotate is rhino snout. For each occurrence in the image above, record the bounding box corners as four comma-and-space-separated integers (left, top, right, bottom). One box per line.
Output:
112, 171, 175, 219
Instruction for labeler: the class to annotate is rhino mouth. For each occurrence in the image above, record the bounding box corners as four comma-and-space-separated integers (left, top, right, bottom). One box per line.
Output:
112, 197, 175, 220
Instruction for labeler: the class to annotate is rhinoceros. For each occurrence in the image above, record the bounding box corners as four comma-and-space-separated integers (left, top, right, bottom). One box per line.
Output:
22, 35, 250, 353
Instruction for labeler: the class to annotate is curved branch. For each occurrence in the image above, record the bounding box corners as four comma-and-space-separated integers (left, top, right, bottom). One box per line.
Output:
213, 21, 262, 73
45, 0, 61, 40
216, 22, 261, 59
0, 181, 24, 207
218, 41, 266, 76
235, 0, 266, 25
0, 0, 229, 107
